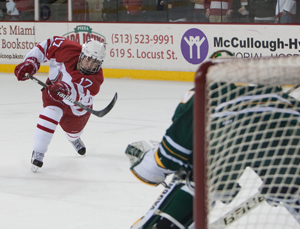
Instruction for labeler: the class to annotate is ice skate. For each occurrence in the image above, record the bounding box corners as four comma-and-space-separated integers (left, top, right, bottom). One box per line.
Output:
69, 138, 86, 156
31, 151, 44, 173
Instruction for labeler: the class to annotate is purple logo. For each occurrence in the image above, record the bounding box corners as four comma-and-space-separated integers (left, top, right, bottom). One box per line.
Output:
181, 28, 209, 65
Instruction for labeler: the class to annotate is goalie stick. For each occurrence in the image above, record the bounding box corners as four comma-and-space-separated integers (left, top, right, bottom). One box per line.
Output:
26, 73, 117, 118
286, 84, 300, 94
210, 192, 265, 228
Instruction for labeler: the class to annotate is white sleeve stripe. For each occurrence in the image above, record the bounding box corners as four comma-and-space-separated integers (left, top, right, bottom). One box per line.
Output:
165, 135, 192, 155
210, 107, 300, 118
159, 145, 185, 167
159, 144, 193, 169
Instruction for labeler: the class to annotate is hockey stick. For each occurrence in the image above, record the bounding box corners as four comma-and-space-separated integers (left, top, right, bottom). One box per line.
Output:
286, 84, 300, 94
209, 192, 265, 228
26, 73, 117, 118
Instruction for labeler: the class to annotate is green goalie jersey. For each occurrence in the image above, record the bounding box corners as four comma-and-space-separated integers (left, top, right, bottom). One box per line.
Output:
156, 89, 194, 172
157, 83, 300, 200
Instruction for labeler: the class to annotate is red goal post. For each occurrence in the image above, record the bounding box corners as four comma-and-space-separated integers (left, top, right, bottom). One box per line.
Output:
194, 56, 300, 229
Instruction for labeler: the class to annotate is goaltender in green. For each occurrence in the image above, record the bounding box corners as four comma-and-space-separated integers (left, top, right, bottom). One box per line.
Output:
125, 87, 194, 229
125, 53, 300, 228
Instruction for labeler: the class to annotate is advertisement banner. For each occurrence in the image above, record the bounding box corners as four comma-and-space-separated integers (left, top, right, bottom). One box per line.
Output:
1, 22, 300, 73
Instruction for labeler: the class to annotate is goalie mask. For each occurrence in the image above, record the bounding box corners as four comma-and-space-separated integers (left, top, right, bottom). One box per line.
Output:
78, 39, 106, 75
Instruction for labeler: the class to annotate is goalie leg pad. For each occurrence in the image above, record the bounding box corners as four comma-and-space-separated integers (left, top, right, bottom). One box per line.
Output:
151, 215, 182, 229
131, 176, 194, 229
265, 196, 300, 224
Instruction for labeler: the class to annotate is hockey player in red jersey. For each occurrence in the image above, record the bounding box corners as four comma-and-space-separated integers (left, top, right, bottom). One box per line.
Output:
14, 36, 106, 172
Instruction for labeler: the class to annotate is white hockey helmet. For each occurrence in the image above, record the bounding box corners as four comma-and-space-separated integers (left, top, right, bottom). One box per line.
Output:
78, 39, 106, 75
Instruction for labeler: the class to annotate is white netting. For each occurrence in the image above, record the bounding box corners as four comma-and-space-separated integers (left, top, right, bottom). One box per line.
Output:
206, 56, 300, 85
203, 56, 300, 229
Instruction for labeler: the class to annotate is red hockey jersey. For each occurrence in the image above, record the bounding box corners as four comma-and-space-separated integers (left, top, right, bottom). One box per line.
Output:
25, 36, 104, 117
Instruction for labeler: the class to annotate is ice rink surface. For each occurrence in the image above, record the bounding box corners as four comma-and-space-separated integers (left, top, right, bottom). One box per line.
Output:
0, 73, 193, 229
2, 72, 300, 229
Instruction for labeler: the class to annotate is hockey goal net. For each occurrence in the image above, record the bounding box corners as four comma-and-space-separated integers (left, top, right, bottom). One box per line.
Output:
194, 56, 300, 229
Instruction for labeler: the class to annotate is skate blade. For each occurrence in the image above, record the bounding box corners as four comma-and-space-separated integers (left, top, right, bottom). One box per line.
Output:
31, 165, 39, 173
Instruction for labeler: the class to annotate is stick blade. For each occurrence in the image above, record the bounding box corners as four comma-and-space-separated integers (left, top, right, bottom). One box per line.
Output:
92, 92, 118, 117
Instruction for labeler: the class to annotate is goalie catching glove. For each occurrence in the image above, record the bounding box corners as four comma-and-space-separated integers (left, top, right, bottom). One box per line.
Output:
14, 57, 40, 81
125, 140, 174, 186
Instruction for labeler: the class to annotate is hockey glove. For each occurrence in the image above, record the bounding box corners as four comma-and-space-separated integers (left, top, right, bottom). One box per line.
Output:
46, 82, 71, 102
125, 140, 159, 166
14, 57, 40, 81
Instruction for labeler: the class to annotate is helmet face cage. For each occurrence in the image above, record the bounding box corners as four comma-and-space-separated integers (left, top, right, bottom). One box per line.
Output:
78, 39, 106, 75
78, 53, 103, 75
